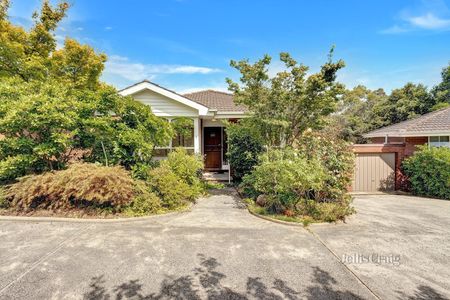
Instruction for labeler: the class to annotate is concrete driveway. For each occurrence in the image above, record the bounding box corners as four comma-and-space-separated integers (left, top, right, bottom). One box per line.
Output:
0, 189, 449, 299
310, 194, 450, 300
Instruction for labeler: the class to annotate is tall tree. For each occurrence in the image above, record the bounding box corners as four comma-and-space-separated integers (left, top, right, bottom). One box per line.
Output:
227, 48, 345, 146
328, 85, 387, 143
0, 0, 105, 89
0, 0, 172, 181
372, 83, 434, 127
431, 63, 450, 108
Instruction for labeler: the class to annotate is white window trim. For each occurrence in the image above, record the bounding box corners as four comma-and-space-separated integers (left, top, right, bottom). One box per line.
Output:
155, 117, 199, 153
428, 135, 450, 148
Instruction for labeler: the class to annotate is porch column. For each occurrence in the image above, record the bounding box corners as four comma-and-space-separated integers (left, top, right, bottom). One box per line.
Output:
193, 117, 200, 154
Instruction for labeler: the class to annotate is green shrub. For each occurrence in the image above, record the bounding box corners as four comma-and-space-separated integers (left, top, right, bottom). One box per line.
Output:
148, 165, 193, 209
227, 122, 264, 181
0, 186, 8, 208
242, 148, 326, 213
296, 199, 354, 222
124, 181, 162, 216
403, 146, 450, 199
0, 80, 172, 181
160, 148, 204, 197
0, 155, 36, 183
5, 163, 136, 210
295, 131, 355, 202
241, 132, 355, 222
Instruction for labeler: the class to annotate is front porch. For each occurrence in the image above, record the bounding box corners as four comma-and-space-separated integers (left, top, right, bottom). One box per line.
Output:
201, 119, 229, 171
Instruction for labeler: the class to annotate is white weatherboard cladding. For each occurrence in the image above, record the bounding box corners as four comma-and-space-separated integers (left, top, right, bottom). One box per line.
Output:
133, 90, 199, 117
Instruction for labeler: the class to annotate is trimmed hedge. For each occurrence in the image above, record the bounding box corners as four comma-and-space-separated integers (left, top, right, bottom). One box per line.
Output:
403, 146, 450, 200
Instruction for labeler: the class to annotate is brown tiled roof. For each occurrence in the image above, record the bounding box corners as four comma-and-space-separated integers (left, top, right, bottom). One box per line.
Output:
364, 106, 450, 137
183, 90, 248, 112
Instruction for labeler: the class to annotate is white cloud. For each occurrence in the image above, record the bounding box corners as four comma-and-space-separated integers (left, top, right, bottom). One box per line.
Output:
381, 11, 450, 34
406, 13, 450, 29
379, 25, 409, 35
104, 26, 113, 31
104, 55, 221, 82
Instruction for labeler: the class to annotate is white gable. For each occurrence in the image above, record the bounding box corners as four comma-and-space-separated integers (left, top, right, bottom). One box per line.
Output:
132, 89, 198, 117
119, 81, 209, 116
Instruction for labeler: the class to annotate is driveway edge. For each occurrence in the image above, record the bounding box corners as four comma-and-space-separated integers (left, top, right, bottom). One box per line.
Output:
0, 203, 194, 223
247, 209, 305, 227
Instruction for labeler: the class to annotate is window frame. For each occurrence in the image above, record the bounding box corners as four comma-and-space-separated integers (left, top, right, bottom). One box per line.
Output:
428, 135, 450, 148
154, 118, 195, 154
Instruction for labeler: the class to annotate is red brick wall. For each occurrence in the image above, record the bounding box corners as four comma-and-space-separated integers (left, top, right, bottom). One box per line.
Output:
358, 136, 428, 191
404, 137, 428, 156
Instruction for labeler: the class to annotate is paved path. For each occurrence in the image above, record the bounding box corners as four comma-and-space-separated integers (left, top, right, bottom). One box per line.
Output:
0, 189, 449, 299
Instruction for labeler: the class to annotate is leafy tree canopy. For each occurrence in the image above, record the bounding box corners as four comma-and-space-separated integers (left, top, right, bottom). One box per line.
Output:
0, 0, 105, 89
0, 0, 172, 181
227, 48, 345, 146
432, 63, 450, 107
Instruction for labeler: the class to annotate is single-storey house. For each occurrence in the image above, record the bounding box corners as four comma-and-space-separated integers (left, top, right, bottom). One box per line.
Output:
352, 106, 450, 192
119, 80, 248, 172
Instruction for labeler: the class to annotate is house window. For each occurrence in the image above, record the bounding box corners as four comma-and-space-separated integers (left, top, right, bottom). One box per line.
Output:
429, 136, 450, 148
153, 118, 195, 157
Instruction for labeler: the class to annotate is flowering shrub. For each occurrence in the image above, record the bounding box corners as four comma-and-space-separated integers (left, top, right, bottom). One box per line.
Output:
242, 132, 355, 222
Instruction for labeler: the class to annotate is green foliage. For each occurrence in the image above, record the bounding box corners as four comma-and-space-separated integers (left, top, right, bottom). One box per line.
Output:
432, 63, 450, 105
295, 132, 355, 202
0, 185, 8, 208
0, 154, 35, 182
296, 199, 354, 223
373, 83, 435, 128
0, 0, 105, 88
51, 38, 107, 90
143, 149, 205, 209
227, 48, 345, 146
5, 163, 136, 210
171, 117, 194, 139
148, 165, 193, 209
160, 148, 204, 197
124, 181, 161, 216
82, 86, 172, 169
402, 146, 450, 200
242, 148, 326, 213
226, 121, 264, 181
241, 132, 354, 221
0, 80, 172, 180
328, 86, 388, 143
332, 64, 450, 143
0, 1, 172, 181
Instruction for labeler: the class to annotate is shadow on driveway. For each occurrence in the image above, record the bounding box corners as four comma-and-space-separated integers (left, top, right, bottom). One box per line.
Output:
84, 253, 364, 300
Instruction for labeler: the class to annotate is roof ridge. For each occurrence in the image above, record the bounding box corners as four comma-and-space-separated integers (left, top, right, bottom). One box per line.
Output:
364, 106, 450, 137
183, 89, 233, 96
403, 106, 450, 131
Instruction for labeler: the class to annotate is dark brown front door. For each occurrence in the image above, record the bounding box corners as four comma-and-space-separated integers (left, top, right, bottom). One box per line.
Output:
204, 127, 222, 169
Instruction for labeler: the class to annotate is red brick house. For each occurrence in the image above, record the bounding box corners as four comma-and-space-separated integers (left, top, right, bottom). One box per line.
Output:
352, 107, 450, 192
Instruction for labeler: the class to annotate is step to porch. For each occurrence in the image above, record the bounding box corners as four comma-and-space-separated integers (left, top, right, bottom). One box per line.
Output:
203, 171, 232, 182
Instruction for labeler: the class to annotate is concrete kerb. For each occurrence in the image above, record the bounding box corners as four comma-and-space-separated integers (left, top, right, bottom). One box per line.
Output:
0, 203, 194, 223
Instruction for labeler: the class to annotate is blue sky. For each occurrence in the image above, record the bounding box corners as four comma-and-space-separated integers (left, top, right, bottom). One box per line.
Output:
8, 0, 450, 93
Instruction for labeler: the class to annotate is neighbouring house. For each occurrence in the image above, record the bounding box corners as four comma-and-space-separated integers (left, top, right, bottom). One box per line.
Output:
352, 106, 450, 193
119, 80, 248, 173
